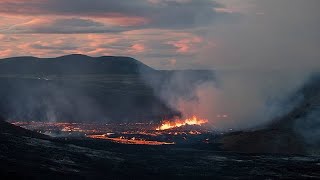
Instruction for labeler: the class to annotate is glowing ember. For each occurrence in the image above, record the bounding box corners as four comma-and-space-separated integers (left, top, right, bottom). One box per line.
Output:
156, 116, 208, 131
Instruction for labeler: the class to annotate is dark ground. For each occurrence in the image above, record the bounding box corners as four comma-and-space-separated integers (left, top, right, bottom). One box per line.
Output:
0, 120, 319, 180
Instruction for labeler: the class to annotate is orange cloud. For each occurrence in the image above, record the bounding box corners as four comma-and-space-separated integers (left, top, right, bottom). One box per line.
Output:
168, 37, 203, 53
130, 43, 146, 54
102, 16, 150, 27
0, 49, 13, 57
87, 34, 121, 47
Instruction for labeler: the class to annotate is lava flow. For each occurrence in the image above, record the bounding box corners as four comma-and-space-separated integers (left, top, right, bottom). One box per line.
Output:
156, 116, 208, 131
87, 135, 175, 145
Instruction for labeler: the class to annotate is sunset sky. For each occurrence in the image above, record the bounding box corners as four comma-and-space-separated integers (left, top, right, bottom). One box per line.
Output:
0, 0, 319, 69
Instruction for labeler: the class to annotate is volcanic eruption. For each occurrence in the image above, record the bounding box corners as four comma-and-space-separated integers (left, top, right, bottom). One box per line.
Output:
156, 116, 208, 131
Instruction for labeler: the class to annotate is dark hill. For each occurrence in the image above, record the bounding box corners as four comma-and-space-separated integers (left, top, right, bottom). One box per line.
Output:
0, 117, 48, 139
0, 55, 180, 122
0, 54, 154, 75
220, 74, 320, 154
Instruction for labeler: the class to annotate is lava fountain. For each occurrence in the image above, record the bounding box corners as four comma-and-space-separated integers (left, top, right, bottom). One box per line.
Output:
156, 116, 208, 131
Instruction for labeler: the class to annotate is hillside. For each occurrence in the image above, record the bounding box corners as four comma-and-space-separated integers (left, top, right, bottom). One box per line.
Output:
220, 74, 320, 154
0, 118, 48, 139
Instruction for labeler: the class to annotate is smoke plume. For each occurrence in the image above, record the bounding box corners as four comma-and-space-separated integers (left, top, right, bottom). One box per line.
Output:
142, 0, 320, 131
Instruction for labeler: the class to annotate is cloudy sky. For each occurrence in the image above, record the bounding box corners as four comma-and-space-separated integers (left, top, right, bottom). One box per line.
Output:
0, 0, 319, 69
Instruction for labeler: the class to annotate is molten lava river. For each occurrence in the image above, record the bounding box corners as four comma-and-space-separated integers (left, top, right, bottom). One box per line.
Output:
13, 116, 221, 146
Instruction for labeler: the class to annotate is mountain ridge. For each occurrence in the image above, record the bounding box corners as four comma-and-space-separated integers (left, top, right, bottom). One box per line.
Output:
0, 54, 154, 75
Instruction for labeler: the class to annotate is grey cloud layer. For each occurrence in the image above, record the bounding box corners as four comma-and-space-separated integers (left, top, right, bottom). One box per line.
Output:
7, 18, 126, 34
0, 0, 221, 17
0, 0, 234, 33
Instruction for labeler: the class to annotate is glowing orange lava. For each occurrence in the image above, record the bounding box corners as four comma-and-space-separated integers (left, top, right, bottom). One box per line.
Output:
156, 116, 208, 131
87, 134, 175, 145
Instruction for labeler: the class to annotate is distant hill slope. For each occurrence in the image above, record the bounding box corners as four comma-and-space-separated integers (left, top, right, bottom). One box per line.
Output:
0, 54, 154, 75
272, 75, 320, 130
0, 117, 48, 139
0, 55, 178, 122
220, 74, 320, 155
